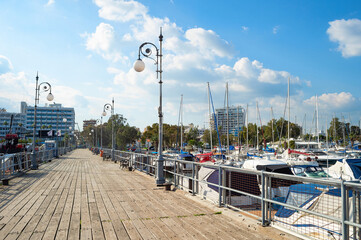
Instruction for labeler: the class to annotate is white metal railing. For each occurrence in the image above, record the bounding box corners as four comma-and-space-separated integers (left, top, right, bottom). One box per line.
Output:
101, 148, 361, 240
1, 147, 74, 182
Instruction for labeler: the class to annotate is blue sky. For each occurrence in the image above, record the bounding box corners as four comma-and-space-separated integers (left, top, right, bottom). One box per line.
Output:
0, 0, 361, 133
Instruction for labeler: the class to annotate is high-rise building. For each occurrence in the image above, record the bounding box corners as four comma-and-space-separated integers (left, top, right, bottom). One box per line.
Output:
83, 119, 97, 129
0, 111, 26, 138
21, 102, 75, 139
211, 106, 245, 136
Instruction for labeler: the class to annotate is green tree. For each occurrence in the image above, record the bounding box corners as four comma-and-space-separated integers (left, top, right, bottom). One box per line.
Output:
202, 129, 219, 147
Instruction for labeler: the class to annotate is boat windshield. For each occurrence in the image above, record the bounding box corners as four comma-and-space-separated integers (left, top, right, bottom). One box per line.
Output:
293, 166, 330, 178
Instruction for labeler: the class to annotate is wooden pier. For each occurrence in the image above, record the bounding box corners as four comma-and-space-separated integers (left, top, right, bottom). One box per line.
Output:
0, 149, 297, 240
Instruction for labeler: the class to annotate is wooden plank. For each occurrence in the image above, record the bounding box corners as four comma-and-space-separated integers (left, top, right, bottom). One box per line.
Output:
68, 175, 82, 240
29, 170, 73, 240
41, 161, 77, 240
55, 161, 79, 240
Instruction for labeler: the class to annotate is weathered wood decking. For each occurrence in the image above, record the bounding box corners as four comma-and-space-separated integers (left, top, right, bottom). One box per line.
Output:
0, 149, 297, 240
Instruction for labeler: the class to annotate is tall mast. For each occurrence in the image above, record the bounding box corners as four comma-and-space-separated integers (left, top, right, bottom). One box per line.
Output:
287, 77, 290, 150
237, 106, 240, 149
246, 104, 249, 153
180, 94, 183, 152
207, 82, 213, 150
226, 82, 229, 154
271, 107, 274, 144
333, 113, 337, 145
256, 102, 259, 152
316, 95, 319, 145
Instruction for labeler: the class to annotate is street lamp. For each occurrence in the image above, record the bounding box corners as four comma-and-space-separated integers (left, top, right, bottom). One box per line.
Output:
133, 28, 165, 185
55, 108, 67, 158
89, 132, 92, 147
100, 116, 103, 149
91, 129, 94, 147
103, 99, 114, 161
69, 126, 73, 148
32, 72, 54, 170
96, 118, 102, 148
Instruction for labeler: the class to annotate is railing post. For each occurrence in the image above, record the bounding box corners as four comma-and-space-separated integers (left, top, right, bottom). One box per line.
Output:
192, 162, 195, 196
1, 155, 3, 179
218, 165, 222, 207
195, 163, 199, 194
173, 159, 177, 187
11, 155, 14, 174
358, 191, 361, 240
222, 168, 226, 205
352, 190, 356, 240
261, 170, 266, 226
341, 180, 349, 240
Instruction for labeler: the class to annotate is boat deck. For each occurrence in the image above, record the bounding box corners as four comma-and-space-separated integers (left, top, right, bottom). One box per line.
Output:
0, 149, 297, 239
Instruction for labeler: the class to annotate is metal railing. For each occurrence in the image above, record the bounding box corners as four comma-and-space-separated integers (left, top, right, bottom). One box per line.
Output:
101, 148, 361, 240
1, 147, 74, 182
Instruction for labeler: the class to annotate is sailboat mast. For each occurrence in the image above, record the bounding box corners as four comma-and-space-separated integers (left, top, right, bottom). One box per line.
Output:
237, 106, 240, 149
288, 77, 290, 150
246, 104, 249, 153
226, 82, 229, 154
271, 107, 274, 144
256, 102, 259, 152
316, 95, 319, 145
207, 82, 213, 150
180, 94, 183, 152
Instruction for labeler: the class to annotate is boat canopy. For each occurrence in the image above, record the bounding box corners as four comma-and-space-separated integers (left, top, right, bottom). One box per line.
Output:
344, 159, 361, 179
275, 184, 350, 218
256, 164, 293, 175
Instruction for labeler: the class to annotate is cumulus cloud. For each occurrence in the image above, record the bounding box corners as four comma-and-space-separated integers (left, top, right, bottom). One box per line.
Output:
83, 23, 127, 62
85, 23, 114, 52
94, 0, 147, 22
304, 92, 357, 110
233, 58, 261, 79
45, 0, 55, 7
327, 18, 361, 57
86, 0, 317, 127
241, 26, 249, 32
0, 55, 13, 74
273, 25, 280, 34
185, 28, 233, 59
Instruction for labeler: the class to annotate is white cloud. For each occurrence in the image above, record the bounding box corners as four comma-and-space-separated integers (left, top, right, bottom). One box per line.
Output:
327, 18, 361, 57
86, 0, 318, 128
94, 0, 147, 22
45, 0, 55, 7
0, 55, 13, 74
85, 23, 114, 53
233, 57, 260, 79
304, 92, 357, 110
83, 23, 127, 62
241, 26, 249, 32
273, 25, 280, 34
185, 28, 233, 59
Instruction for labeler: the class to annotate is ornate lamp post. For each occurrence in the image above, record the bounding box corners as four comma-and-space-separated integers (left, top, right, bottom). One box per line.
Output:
103, 99, 114, 161
99, 116, 103, 149
95, 119, 101, 148
91, 129, 94, 147
133, 28, 165, 185
32, 72, 54, 170
55, 109, 67, 158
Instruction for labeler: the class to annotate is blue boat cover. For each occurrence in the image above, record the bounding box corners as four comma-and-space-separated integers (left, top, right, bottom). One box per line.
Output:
178, 154, 194, 159
345, 159, 361, 179
275, 183, 350, 218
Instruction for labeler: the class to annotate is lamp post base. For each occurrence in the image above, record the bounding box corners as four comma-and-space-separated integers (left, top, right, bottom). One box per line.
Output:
31, 152, 38, 170
155, 157, 165, 185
